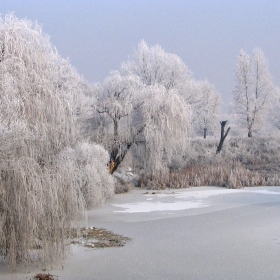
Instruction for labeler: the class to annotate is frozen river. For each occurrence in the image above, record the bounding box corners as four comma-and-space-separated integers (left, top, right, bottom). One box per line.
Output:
2, 186, 280, 279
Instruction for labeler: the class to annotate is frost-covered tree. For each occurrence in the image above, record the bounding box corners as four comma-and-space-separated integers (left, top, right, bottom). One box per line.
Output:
0, 14, 114, 270
94, 71, 143, 173
87, 41, 192, 177
122, 40, 192, 91
268, 86, 280, 131
232, 48, 274, 137
192, 81, 221, 138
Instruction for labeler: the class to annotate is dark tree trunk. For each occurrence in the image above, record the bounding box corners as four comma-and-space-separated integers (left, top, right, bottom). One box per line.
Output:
247, 116, 253, 137
109, 119, 121, 174
203, 127, 207, 139
0, 43, 4, 62
216, 121, 231, 154
109, 142, 132, 174
109, 124, 146, 174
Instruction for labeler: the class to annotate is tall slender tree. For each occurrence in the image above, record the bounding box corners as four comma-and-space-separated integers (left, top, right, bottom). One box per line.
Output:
192, 80, 221, 138
232, 48, 274, 137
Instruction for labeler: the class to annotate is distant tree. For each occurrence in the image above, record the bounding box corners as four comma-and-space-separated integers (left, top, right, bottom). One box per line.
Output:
232, 48, 274, 137
192, 81, 221, 138
266, 86, 280, 134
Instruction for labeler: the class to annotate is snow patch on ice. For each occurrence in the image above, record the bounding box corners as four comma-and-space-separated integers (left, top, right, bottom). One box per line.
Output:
113, 187, 280, 214
113, 201, 207, 213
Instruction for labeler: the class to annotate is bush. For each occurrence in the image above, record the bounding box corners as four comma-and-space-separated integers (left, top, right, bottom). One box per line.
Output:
55, 142, 114, 209
114, 177, 132, 194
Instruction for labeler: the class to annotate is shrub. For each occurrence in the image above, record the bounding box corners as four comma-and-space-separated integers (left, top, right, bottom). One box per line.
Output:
55, 142, 114, 209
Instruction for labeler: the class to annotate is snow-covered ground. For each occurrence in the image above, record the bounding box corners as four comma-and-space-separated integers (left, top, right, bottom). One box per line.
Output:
1, 186, 280, 279
113, 187, 280, 213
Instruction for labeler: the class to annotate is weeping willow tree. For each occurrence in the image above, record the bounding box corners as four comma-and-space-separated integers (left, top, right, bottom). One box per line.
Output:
84, 41, 192, 185
0, 14, 114, 270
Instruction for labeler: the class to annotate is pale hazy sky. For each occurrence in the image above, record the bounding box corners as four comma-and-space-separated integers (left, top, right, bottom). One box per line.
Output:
1, 0, 280, 112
